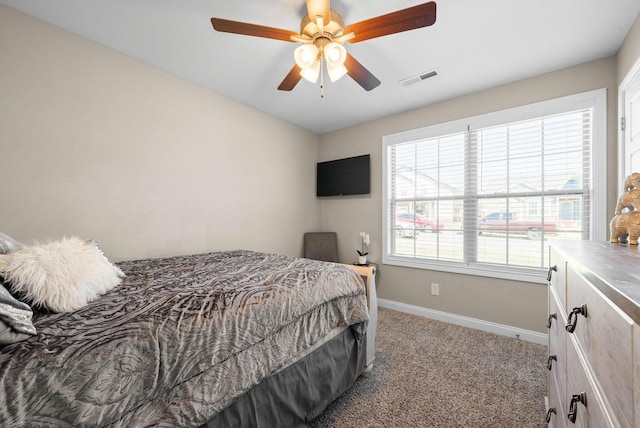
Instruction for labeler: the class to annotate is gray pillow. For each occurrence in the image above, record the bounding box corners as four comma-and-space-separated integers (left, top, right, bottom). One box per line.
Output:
0, 232, 22, 254
0, 284, 36, 345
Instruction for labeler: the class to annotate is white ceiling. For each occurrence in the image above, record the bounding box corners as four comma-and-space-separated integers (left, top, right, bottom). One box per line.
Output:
2, 0, 639, 135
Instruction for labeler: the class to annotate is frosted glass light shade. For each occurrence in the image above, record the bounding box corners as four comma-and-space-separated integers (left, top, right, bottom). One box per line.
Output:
294, 44, 319, 69
327, 63, 347, 82
324, 42, 346, 67
300, 59, 320, 83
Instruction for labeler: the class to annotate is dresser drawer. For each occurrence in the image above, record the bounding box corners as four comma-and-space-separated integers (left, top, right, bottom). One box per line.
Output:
548, 249, 567, 309
566, 336, 616, 427
548, 287, 567, 397
635, 326, 640, 428
548, 286, 567, 361
548, 371, 566, 428
566, 266, 634, 427
548, 349, 567, 425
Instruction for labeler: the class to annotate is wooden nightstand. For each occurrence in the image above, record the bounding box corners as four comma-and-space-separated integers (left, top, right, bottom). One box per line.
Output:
353, 262, 377, 272
344, 263, 378, 371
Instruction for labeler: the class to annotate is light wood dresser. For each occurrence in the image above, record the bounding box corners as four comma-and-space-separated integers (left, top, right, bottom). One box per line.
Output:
546, 240, 640, 427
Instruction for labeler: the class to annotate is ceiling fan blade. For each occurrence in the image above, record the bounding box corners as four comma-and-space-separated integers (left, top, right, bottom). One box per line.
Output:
343, 1, 436, 43
278, 64, 303, 91
344, 53, 381, 91
211, 17, 298, 42
306, 0, 331, 25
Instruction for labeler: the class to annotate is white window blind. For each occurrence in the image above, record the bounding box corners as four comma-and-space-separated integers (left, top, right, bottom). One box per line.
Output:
382, 90, 606, 283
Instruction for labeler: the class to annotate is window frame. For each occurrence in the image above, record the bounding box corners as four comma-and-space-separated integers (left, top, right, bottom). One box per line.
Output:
382, 89, 607, 284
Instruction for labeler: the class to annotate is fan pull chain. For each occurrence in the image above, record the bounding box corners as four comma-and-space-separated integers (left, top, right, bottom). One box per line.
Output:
320, 58, 325, 98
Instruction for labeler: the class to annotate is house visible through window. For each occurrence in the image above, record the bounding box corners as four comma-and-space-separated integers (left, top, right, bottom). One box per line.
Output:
382, 89, 606, 283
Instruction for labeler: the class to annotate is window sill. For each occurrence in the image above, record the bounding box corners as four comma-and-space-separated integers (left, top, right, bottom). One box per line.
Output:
383, 254, 549, 284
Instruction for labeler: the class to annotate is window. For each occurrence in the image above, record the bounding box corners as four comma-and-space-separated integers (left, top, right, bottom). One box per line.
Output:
382, 89, 607, 283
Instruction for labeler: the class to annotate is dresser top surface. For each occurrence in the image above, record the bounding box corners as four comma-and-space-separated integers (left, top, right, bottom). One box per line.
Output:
550, 240, 640, 323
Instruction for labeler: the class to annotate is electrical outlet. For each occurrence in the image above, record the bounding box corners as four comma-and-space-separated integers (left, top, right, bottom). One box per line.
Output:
430, 283, 440, 296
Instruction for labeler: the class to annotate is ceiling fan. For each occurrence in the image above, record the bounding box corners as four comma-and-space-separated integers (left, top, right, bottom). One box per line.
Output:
210, 1, 436, 92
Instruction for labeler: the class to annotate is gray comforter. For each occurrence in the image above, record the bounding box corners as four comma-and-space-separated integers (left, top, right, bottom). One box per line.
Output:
0, 250, 368, 427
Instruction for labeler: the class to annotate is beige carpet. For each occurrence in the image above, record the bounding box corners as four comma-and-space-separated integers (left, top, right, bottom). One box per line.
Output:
310, 307, 548, 428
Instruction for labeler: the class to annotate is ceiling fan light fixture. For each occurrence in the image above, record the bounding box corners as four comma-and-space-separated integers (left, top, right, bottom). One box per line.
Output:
324, 42, 347, 67
294, 44, 319, 69
300, 59, 321, 83
327, 62, 347, 82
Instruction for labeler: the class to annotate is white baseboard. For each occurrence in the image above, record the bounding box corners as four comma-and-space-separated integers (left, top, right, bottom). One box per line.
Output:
377, 298, 548, 345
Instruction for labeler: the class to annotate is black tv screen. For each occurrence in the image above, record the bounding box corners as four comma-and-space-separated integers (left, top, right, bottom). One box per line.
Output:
316, 154, 370, 197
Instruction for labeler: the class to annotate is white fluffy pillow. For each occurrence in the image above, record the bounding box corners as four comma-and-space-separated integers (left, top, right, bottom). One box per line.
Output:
0, 237, 124, 313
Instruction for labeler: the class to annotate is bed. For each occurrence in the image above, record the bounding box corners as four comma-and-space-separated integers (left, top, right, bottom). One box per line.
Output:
0, 246, 376, 427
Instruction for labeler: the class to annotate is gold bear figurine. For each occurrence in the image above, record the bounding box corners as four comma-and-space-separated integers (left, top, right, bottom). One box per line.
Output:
611, 173, 640, 245
615, 189, 640, 214
623, 172, 640, 192
610, 212, 640, 245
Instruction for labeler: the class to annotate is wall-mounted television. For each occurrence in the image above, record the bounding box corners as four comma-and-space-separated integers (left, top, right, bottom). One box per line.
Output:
316, 154, 370, 197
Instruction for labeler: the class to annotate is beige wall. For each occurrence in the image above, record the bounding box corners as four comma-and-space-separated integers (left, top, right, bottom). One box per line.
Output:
617, 12, 640, 84
0, 5, 320, 261
318, 57, 620, 333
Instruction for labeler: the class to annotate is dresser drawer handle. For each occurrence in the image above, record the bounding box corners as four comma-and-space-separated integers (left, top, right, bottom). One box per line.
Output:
545, 407, 556, 423
567, 392, 587, 423
547, 265, 557, 282
546, 355, 557, 370
547, 313, 557, 329
565, 304, 587, 333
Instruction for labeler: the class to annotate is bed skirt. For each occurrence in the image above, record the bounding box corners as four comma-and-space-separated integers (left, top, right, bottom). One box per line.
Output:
202, 321, 367, 428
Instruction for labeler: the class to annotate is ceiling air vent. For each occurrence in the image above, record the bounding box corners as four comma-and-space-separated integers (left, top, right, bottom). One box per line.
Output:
400, 70, 438, 87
